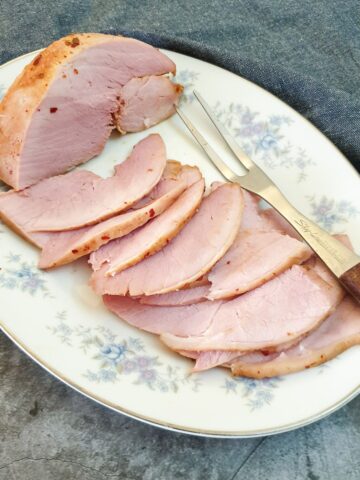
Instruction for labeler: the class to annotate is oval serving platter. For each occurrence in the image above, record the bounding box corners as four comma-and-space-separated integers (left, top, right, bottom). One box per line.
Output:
0, 48, 359, 438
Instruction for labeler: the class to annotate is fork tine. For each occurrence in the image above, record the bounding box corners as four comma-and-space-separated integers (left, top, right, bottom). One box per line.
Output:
193, 90, 255, 171
176, 107, 238, 183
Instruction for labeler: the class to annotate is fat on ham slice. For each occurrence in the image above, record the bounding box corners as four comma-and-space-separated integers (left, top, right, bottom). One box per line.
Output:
0, 33, 179, 190
139, 285, 210, 306
160, 265, 344, 352
0, 134, 166, 233
230, 296, 360, 378
38, 162, 200, 268
90, 183, 243, 295
115, 76, 183, 133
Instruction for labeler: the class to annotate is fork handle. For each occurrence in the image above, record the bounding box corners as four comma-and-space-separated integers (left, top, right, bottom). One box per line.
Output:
260, 187, 360, 302
339, 264, 360, 303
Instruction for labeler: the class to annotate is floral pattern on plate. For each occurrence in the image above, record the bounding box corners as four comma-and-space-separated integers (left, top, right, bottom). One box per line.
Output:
223, 377, 283, 410
48, 311, 202, 393
0, 253, 52, 297
307, 195, 359, 231
213, 101, 315, 182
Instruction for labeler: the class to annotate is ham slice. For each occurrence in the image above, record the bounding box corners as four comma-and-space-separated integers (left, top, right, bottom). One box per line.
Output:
103, 265, 343, 357
188, 335, 310, 372
159, 265, 344, 352
0, 134, 166, 233
115, 76, 183, 133
0, 33, 179, 190
90, 183, 243, 295
206, 189, 312, 299
103, 295, 222, 336
139, 285, 209, 306
187, 239, 353, 372
90, 177, 204, 273
207, 230, 312, 299
230, 296, 360, 378
38, 162, 199, 268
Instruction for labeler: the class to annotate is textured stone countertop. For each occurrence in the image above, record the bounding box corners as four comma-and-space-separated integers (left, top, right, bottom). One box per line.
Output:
1, 1, 360, 479
1, 335, 360, 479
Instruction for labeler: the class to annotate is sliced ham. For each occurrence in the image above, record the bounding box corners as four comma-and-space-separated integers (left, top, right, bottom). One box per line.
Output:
159, 265, 344, 352
241, 191, 271, 230
90, 177, 204, 273
103, 265, 343, 357
191, 351, 240, 371
206, 188, 312, 299
115, 76, 183, 133
207, 230, 312, 299
230, 296, 360, 378
38, 162, 199, 268
0, 134, 166, 233
90, 183, 243, 295
0, 33, 179, 190
103, 295, 222, 336
188, 335, 311, 372
261, 208, 301, 239
188, 240, 353, 372
139, 285, 209, 306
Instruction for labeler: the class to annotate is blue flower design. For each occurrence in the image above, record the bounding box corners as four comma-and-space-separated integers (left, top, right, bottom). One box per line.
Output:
222, 376, 282, 410
100, 344, 126, 363
0, 253, 51, 297
308, 195, 359, 231
49, 312, 200, 393
257, 133, 278, 151
213, 101, 314, 182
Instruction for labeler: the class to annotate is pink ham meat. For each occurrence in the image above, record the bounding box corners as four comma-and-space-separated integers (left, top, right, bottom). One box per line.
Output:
38, 162, 199, 268
90, 183, 243, 295
115, 76, 183, 133
230, 296, 360, 378
0, 33, 180, 190
139, 285, 210, 306
189, 241, 353, 372
90, 177, 204, 273
207, 230, 312, 299
0, 134, 166, 233
206, 191, 312, 299
103, 295, 222, 336
103, 265, 343, 356
159, 265, 343, 352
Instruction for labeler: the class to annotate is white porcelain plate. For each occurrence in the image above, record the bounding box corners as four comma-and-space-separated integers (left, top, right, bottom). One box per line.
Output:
1, 49, 359, 438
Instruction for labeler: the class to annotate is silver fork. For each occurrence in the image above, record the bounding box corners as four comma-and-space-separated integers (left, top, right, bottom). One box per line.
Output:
176, 90, 360, 303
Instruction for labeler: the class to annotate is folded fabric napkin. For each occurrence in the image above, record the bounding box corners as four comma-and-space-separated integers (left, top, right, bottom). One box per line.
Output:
123, 30, 360, 174
0, 0, 358, 172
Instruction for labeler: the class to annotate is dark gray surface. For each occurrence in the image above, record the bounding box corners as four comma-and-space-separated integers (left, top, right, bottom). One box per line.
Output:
1, 335, 360, 480
1, 1, 360, 478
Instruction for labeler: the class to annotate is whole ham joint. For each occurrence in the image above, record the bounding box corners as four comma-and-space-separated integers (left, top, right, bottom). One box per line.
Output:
0, 33, 181, 190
